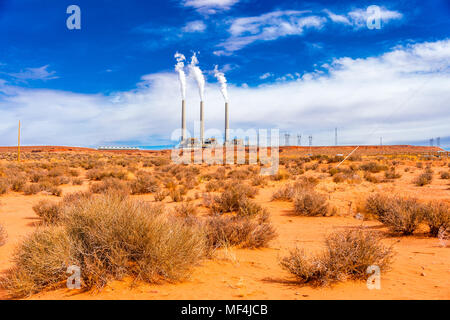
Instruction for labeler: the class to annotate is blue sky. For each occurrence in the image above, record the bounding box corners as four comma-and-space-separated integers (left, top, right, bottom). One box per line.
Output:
0, 0, 449, 147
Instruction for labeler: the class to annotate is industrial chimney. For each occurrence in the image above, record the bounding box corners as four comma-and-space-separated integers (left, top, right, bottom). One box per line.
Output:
181, 100, 186, 143
225, 102, 229, 144
200, 101, 204, 145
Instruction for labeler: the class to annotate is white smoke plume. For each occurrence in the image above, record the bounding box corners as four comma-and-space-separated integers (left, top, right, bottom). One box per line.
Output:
214, 65, 229, 102
189, 53, 205, 101
174, 52, 186, 100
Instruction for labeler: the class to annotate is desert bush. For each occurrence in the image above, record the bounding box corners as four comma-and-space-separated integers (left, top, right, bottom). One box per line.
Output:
2, 194, 206, 297
293, 189, 329, 216
363, 172, 380, 183
366, 194, 424, 235
33, 200, 62, 225
0, 227, 74, 298
154, 190, 168, 202
422, 201, 450, 237
0, 223, 7, 246
89, 178, 131, 196
205, 213, 276, 249
175, 202, 197, 217
130, 173, 159, 194
9, 176, 27, 192
280, 228, 394, 285
440, 171, 450, 179
205, 180, 221, 192
251, 175, 268, 187
23, 184, 42, 196
212, 183, 258, 214
384, 168, 401, 180
359, 162, 388, 173
71, 178, 83, 185
169, 188, 184, 202
0, 178, 10, 195
413, 172, 433, 186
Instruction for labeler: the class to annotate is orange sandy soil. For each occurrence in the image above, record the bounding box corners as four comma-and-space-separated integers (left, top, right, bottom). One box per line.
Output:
0, 147, 449, 300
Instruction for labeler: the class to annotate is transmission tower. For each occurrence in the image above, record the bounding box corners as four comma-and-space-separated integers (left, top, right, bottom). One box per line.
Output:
430, 138, 434, 147
437, 137, 441, 147
284, 133, 290, 146
335, 128, 338, 146
297, 134, 302, 146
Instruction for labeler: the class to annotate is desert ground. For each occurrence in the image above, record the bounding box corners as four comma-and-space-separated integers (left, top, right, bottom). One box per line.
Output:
0, 145, 448, 300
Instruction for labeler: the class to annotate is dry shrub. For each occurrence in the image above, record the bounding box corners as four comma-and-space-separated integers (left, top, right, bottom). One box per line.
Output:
0, 227, 74, 298
23, 183, 42, 196
205, 180, 221, 192
154, 190, 168, 202
293, 189, 329, 216
169, 188, 184, 202
89, 178, 130, 196
280, 228, 394, 286
422, 201, 450, 237
363, 172, 381, 183
175, 202, 197, 217
251, 175, 268, 187
0, 178, 10, 195
130, 173, 159, 194
359, 162, 388, 173
2, 193, 206, 297
440, 171, 450, 179
414, 172, 433, 186
384, 168, 401, 180
205, 213, 276, 249
33, 200, 62, 225
212, 183, 259, 215
71, 178, 83, 185
272, 178, 317, 201
0, 223, 7, 246
9, 176, 27, 192
366, 194, 423, 235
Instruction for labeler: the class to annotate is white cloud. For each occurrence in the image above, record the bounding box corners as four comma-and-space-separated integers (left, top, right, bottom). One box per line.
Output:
182, 20, 207, 33
8, 65, 58, 81
220, 10, 326, 53
0, 40, 449, 147
183, 0, 239, 14
259, 72, 273, 80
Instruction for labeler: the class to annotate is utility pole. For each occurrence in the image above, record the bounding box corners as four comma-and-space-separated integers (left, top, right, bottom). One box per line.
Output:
18, 120, 21, 162
297, 134, 301, 146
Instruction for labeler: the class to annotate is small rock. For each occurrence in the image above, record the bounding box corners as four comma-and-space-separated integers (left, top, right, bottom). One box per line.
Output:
420, 272, 426, 277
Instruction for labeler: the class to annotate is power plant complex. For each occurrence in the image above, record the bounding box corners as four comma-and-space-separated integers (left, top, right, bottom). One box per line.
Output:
176, 52, 233, 148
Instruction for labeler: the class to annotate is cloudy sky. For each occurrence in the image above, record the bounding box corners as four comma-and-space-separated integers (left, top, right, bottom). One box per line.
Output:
0, 0, 449, 148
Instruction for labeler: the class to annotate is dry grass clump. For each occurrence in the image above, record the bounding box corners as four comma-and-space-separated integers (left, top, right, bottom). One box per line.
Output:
280, 228, 394, 286
211, 183, 261, 216
0, 227, 75, 297
0, 223, 7, 246
205, 212, 276, 249
272, 178, 318, 201
175, 202, 197, 217
363, 172, 381, 183
413, 171, 433, 186
293, 189, 330, 216
1, 193, 207, 297
422, 201, 450, 237
89, 178, 131, 196
33, 200, 62, 225
0, 178, 9, 195
130, 172, 159, 195
366, 194, 423, 235
440, 171, 450, 179
359, 162, 388, 173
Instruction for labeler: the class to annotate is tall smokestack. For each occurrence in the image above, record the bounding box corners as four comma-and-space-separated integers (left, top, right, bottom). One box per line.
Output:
225, 102, 229, 144
181, 100, 186, 143
200, 101, 205, 145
